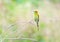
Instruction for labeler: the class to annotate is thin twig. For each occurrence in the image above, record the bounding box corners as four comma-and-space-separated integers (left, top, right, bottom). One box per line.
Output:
3, 38, 37, 42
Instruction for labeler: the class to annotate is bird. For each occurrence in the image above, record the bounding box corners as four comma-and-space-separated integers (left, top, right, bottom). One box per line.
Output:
34, 10, 39, 30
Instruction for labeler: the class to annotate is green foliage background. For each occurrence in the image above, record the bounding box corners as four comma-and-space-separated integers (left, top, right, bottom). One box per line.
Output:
0, 0, 60, 42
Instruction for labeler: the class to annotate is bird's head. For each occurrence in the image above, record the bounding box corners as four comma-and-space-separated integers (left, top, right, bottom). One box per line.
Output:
34, 10, 39, 16
34, 10, 38, 13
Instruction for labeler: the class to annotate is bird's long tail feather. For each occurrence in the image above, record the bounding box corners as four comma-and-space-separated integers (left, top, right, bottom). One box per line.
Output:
37, 22, 39, 30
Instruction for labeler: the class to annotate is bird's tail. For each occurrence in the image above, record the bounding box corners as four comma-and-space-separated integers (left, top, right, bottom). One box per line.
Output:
37, 22, 39, 30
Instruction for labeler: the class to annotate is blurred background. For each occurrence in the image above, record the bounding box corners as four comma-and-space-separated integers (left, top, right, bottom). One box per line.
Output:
0, 0, 60, 42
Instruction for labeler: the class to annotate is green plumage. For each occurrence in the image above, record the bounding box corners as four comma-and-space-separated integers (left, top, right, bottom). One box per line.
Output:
34, 11, 39, 28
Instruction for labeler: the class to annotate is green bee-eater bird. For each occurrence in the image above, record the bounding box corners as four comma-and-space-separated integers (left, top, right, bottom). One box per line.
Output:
34, 10, 39, 28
